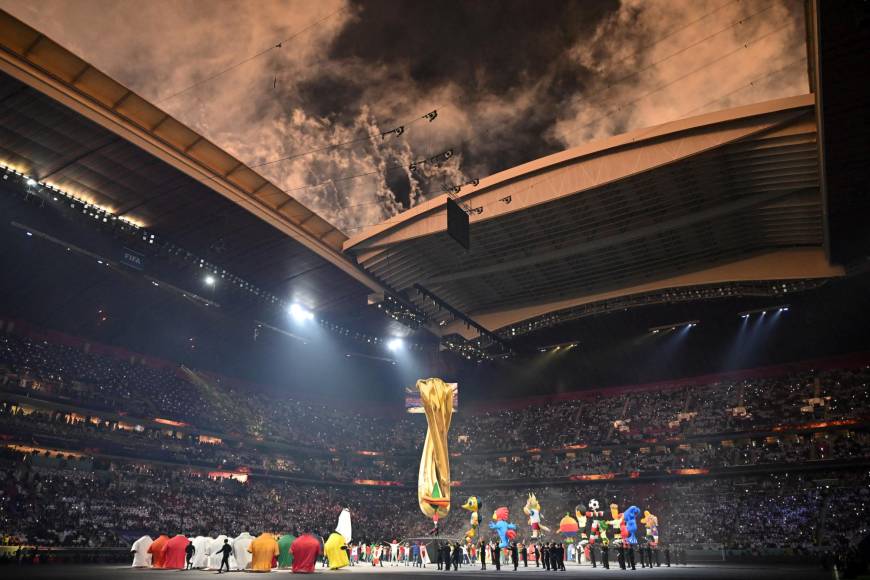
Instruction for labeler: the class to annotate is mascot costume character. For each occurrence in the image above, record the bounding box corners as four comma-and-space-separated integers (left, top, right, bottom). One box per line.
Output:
164, 535, 190, 570
461, 496, 481, 540
207, 535, 236, 570
579, 499, 608, 547
248, 533, 279, 572
190, 536, 209, 569
624, 506, 641, 545
558, 513, 580, 544
290, 534, 322, 574
609, 503, 628, 545
147, 534, 169, 569
324, 508, 352, 570
416, 379, 457, 532
523, 493, 551, 539
489, 507, 518, 549
277, 534, 295, 568
130, 535, 153, 568
233, 532, 254, 570
641, 510, 659, 545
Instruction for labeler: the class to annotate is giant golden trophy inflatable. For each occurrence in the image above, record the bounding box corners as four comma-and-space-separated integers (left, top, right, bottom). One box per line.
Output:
416, 378, 456, 524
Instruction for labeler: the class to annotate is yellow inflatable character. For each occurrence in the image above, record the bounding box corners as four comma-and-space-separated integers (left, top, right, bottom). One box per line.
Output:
462, 496, 481, 539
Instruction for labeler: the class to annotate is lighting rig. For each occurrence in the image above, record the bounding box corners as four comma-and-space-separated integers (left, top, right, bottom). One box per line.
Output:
501, 281, 821, 339
3, 162, 431, 352
738, 305, 790, 318
536, 341, 580, 353
414, 284, 513, 362
649, 320, 699, 334
368, 292, 428, 330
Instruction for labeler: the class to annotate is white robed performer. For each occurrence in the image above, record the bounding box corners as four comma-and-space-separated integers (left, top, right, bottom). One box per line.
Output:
130, 535, 153, 568
337, 508, 352, 544
207, 535, 236, 569
233, 532, 254, 570
190, 535, 210, 568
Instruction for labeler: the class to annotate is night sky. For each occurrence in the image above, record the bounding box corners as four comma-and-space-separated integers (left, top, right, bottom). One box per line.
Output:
2, 0, 808, 233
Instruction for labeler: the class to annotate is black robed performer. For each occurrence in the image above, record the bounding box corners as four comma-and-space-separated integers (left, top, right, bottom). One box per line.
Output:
510, 542, 519, 571
478, 541, 486, 570
216, 539, 232, 574
588, 541, 597, 568
628, 544, 636, 570
602, 543, 610, 569
490, 542, 500, 571
617, 543, 626, 570
521, 543, 528, 567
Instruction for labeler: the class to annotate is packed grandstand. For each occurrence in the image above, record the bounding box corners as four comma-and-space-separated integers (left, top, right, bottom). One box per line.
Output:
0, 1, 868, 577
1, 323, 867, 559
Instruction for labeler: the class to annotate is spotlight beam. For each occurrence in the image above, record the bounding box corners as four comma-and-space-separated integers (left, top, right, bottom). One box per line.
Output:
738, 305, 790, 318
649, 320, 699, 333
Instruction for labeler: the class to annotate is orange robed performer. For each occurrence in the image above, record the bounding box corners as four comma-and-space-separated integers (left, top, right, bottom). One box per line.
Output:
147, 534, 169, 569
248, 533, 280, 572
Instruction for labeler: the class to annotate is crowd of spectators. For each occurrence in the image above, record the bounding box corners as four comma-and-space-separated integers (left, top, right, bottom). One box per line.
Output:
1, 446, 866, 555
2, 401, 866, 485
0, 447, 427, 548
3, 334, 868, 458
1, 330, 868, 560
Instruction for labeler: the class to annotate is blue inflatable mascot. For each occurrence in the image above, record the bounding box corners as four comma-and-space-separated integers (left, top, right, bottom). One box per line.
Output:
624, 506, 641, 545
489, 507, 518, 549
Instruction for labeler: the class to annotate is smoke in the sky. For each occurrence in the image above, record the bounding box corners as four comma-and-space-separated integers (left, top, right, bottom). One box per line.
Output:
1, 0, 808, 234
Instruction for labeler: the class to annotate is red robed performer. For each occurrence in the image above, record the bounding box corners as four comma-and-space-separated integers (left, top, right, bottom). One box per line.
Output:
164, 535, 190, 570
290, 534, 321, 573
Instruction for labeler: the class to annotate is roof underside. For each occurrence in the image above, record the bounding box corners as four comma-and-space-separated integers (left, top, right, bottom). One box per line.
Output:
0, 70, 379, 320
346, 95, 842, 336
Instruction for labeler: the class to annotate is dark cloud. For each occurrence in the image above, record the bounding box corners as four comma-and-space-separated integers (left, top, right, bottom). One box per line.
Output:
330, 0, 618, 94
0, 0, 808, 233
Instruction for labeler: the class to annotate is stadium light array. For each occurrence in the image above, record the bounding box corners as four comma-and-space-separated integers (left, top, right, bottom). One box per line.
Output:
738, 305, 790, 318
649, 320, 699, 334
289, 303, 314, 322
386, 337, 404, 352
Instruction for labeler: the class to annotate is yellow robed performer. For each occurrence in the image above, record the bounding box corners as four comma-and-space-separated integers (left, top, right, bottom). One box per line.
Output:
324, 508, 352, 570
416, 378, 456, 529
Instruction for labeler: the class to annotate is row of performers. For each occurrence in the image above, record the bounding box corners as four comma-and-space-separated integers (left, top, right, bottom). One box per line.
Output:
463, 495, 662, 559
427, 540, 683, 571
129, 509, 354, 573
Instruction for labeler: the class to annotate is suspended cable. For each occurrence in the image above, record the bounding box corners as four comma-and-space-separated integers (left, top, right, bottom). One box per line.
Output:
607, 0, 743, 71
283, 148, 454, 197
679, 56, 808, 118
592, 2, 778, 103
157, 6, 347, 104
344, 25, 800, 234
248, 110, 438, 169
566, 21, 792, 139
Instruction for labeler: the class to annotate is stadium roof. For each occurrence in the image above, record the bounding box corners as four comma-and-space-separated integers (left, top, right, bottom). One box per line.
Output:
0, 10, 396, 329
345, 94, 844, 339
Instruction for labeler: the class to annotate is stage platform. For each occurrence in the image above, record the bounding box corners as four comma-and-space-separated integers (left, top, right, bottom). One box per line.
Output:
0, 562, 830, 580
